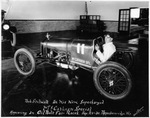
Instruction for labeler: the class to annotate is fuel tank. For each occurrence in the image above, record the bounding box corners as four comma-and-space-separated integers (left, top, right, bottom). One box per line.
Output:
41, 37, 74, 52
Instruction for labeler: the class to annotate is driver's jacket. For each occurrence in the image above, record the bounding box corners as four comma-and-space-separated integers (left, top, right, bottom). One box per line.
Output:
96, 42, 116, 62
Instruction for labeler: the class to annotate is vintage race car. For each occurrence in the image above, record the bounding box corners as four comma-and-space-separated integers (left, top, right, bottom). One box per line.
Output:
14, 34, 132, 100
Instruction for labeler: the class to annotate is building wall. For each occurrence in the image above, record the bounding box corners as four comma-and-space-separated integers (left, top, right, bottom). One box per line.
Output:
4, 1, 85, 20
10, 20, 118, 34
3, 0, 149, 34
10, 20, 80, 33
87, 1, 149, 21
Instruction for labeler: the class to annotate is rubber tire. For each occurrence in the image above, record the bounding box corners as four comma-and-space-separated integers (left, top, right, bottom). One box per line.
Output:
14, 48, 36, 76
122, 52, 134, 69
115, 51, 134, 69
93, 61, 132, 100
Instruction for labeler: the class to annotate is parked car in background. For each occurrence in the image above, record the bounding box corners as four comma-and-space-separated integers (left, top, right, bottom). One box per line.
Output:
1, 10, 17, 58
2, 10, 17, 47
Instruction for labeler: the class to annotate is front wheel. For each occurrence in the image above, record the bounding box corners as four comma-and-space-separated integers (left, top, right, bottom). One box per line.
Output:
93, 61, 132, 100
14, 48, 36, 76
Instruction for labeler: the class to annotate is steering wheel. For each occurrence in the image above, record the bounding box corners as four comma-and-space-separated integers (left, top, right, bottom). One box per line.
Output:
96, 36, 104, 45
95, 36, 104, 52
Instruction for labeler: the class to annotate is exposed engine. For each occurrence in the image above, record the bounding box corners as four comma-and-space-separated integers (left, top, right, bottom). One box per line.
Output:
40, 46, 78, 70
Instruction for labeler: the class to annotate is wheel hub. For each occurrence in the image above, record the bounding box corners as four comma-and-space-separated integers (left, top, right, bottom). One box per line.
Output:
18, 54, 32, 72
108, 80, 114, 87
19, 61, 24, 66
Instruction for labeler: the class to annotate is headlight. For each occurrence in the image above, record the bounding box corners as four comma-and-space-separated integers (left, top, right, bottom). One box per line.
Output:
3, 24, 10, 30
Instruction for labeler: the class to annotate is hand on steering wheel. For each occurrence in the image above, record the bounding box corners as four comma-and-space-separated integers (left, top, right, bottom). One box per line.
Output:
95, 44, 100, 51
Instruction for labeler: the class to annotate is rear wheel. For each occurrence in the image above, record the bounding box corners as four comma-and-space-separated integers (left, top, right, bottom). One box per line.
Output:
14, 48, 36, 76
114, 51, 134, 69
93, 61, 132, 100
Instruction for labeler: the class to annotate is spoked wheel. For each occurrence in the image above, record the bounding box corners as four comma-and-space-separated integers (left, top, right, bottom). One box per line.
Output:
93, 61, 132, 100
14, 48, 36, 76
